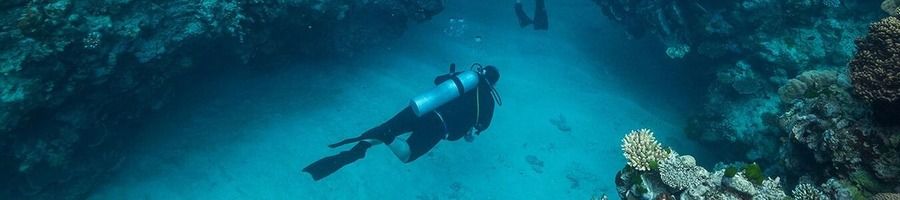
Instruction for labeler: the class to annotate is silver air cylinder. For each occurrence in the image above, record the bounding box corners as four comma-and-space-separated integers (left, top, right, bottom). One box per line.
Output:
410, 71, 480, 117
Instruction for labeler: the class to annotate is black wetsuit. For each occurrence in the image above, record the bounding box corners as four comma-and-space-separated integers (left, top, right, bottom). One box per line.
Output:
302, 72, 496, 181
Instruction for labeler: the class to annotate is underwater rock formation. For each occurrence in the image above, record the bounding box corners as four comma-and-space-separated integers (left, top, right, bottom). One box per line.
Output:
593, 0, 709, 59
850, 15, 900, 124
777, 69, 900, 195
0, 0, 442, 199
614, 129, 889, 200
593, 0, 871, 64
594, 1, 900, 197
792, 183, 828, 200
594, 0, 893, 184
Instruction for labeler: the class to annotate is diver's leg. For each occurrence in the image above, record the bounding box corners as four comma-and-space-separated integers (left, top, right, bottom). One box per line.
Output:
329, 107, 416, 148
302, 141, 373, 181
533, 0, 548, 30
401, 114, 446, 163
515, 0, 533, 27
386, 137, 412, 162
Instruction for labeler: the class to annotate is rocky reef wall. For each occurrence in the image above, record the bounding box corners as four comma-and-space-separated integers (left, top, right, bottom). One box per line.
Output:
595, 0, 900, 197
0, 0, 442, 199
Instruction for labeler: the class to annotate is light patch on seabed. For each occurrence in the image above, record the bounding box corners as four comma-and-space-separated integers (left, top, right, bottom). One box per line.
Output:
90, 1, 704, 200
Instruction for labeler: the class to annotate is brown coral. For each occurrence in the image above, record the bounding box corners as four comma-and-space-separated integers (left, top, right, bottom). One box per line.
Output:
850, 16, 900, 122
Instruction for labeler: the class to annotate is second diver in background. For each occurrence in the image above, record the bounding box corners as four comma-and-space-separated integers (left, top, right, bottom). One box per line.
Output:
515, 0, 548, 30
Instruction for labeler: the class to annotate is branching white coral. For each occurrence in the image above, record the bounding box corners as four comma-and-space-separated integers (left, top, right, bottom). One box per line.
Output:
792, 183, 827, 200
621, 129, 669, 171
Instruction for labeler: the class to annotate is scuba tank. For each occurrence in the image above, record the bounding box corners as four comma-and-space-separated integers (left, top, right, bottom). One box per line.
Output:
409, 70, 480, 117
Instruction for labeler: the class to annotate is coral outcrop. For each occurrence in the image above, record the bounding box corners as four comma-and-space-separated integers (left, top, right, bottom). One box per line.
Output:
622, 129, 670, 171
850, 15, 900, 123
792, 183, 827, 200
593, 1, 900, 195
614, 129, 887, 200
593, 0, 708, 58
0, 0, 443, 199
777, 68, 900, 195
658, 153, 708, 191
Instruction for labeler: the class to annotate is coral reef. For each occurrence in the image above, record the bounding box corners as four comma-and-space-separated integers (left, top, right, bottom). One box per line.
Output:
777, 68, 900, 195
755, 177, 788, 200
0, 0, 443, 199
613, 130, 891, 200
873, 193, 900, 200
820, 178, 866, 200
849, 15, 900, 123
792, 183, 827, 200
594, 0, 900, 195
726, 172, 758, 195
694, 1, 876, 161
658, 153, 707, 191
615, 130, 780, 199
593, 0, 708, 58
593, 0, 870, 65
621, 129, 670, 171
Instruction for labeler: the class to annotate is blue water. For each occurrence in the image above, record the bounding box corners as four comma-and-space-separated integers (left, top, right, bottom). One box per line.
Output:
89, 1, 713, 199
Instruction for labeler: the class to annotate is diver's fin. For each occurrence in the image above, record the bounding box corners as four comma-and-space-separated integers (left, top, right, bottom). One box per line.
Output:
303, 142, 372, 181
515, 3, 533, 27
533, 0, 548, 30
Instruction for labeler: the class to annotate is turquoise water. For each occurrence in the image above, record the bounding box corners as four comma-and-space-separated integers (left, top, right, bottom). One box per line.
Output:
88, 1, 713, 199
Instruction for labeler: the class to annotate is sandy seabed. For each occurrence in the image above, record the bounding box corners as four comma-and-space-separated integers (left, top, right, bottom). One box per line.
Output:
89, 1, 710, 199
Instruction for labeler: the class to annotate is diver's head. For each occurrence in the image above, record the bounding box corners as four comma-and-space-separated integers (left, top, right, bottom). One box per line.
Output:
483, 65, 500, 85
474, 64, 502, 106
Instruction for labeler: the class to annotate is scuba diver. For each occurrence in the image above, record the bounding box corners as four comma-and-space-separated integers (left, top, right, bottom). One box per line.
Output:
515, 0, 548, 30
302, 64, 502, 181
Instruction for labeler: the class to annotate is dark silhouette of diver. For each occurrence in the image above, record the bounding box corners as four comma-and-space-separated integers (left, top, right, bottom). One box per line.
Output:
515, 0, 548, 30
302, 64, 502, 181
